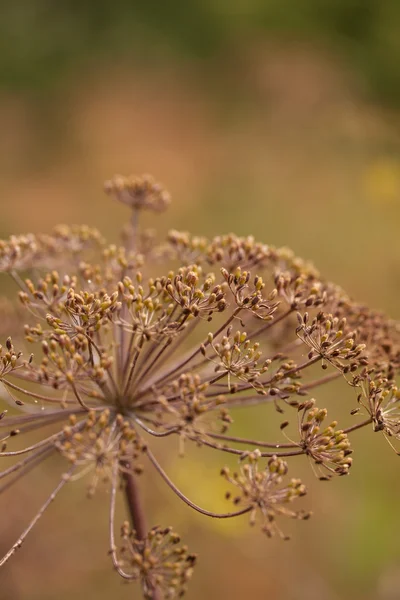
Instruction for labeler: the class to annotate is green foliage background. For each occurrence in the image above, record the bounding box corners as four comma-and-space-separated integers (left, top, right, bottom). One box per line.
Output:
1, 1, 400, 105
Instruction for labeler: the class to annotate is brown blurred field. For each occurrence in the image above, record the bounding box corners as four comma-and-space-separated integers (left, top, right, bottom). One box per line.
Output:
1, 8, 400, 600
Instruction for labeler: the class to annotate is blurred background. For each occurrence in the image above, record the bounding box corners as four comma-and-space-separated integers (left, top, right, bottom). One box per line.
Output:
1, 2, 400, 599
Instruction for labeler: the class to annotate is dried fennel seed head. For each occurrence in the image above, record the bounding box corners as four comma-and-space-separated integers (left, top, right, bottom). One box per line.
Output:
0, 174, 399, 598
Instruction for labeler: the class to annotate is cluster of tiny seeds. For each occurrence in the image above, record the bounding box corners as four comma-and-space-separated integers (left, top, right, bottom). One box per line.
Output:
32, 334, 111, 393
221, 451, 310, 539
104, 174, 171, 213
275, 272, 328, 310
78, 243, 145, 286
156, 373, 231, 454
349, 308, 400, 379
166, 267, 227, 318
357, 378, 400, 444
57, 410, 145, 496
165, 230, 210, 266
0, 234, 37, 272
50, 288, 120, 335
0, 337, 25, 379
166, 231, 271, 271
19, 273, 121, 338
209, 235, 271, 270
221, 267, 279, 320
18, 271, 78, 319
0, 226, 103, 273
116, 274, 183, 342
166, 231, 323, 277
205, 328, 271, 390
296, 311, 368, 372
294, 400, 353, 479
117, 523, 197, 599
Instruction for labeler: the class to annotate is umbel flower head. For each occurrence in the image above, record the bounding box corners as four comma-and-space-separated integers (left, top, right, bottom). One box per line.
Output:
0, 174, 399, 598
221, 450, 310, 539
114, 522, 196, 599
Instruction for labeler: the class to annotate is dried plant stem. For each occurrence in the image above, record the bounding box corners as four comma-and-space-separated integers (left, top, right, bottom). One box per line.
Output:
146, 447, 252, 519
205, 430, 298, 449
194, 435, 305, 458
1, 379, 69, 404
343, 418, 373, 434
123, 469, 147, 540
123, 468, 162, 600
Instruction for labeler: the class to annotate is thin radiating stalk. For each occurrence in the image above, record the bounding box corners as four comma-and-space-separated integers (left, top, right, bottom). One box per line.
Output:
343, 418, 372, 434
204, 430, 299, 449
134, 417, 179, 437
0, 466, 75, 567
0, 444, 55, 481
0, 446, 55, 495
301, 371, 341, 391
141, 308, 242, 394
1, 429, 67, 457
109, 463, 133, 580
1, 379, 72, 404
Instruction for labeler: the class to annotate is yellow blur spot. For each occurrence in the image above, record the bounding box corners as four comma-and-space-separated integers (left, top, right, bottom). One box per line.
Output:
364, 158, 400, 205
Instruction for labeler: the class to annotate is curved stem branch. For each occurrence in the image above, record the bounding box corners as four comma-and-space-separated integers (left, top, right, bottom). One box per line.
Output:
146, 447, 251, 519
193, 436, 304, 458
204, 430, 299, 449
1, 379, 73, 404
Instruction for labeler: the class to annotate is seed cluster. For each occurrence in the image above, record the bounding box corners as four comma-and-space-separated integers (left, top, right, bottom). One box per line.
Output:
57, 410, 145, 496
356, 377, 400, 449
116, 524, 197, 598
104, 174, 171, 213
296, 400, 353, 479
221, 451, 310, 539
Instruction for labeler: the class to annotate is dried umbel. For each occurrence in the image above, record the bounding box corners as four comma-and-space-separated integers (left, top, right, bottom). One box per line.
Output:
104, 174, 171, 213
295, 400, 353, 479
114, 523, 196, 598
0, 175, 399, 598
221, 451, 310, 539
